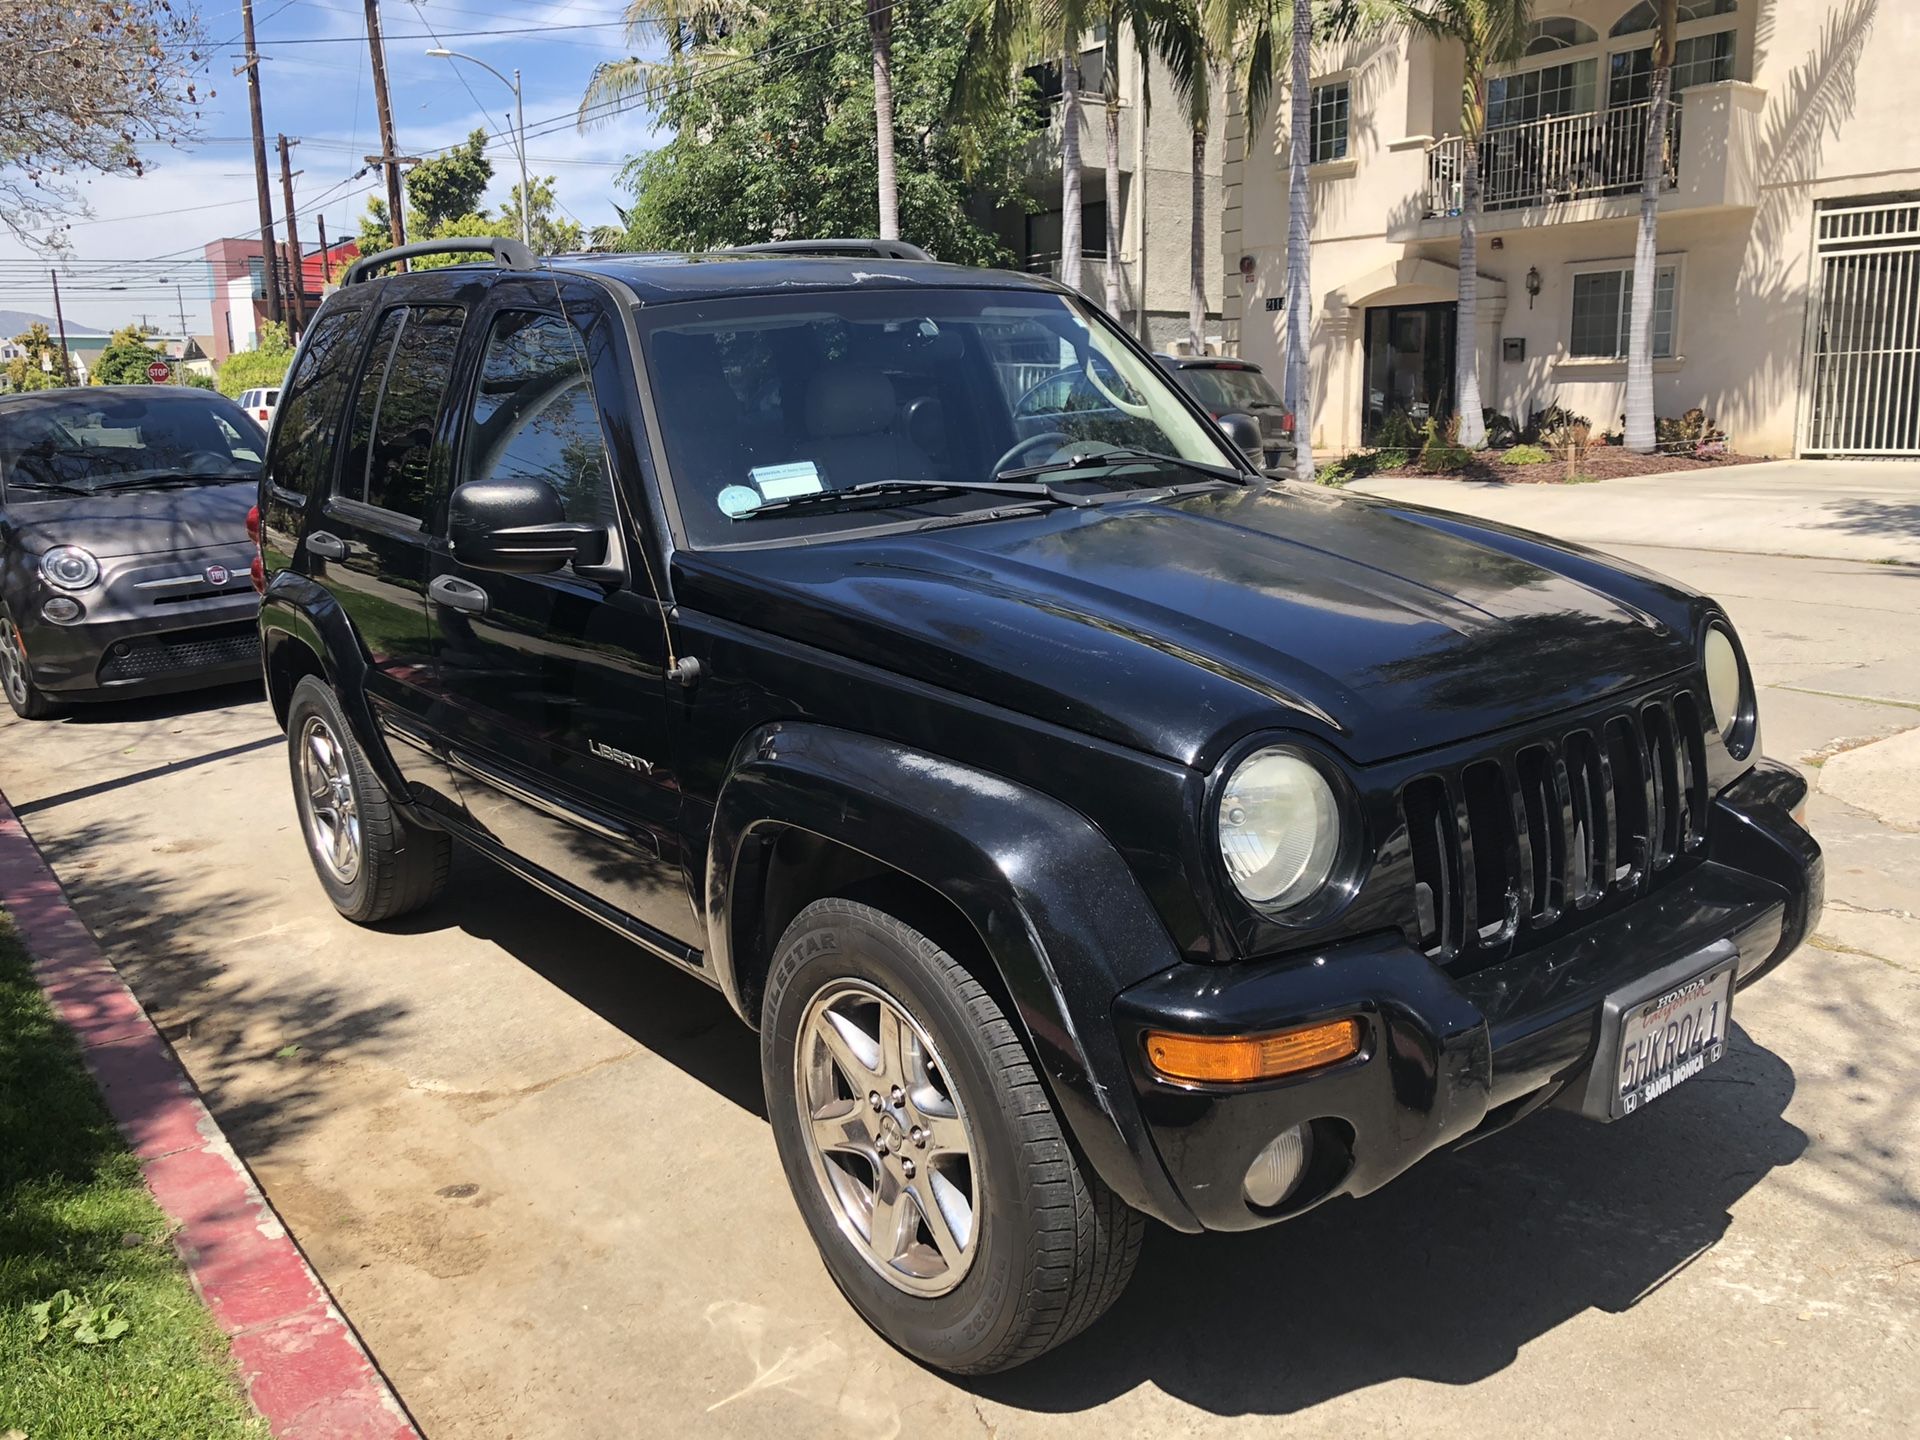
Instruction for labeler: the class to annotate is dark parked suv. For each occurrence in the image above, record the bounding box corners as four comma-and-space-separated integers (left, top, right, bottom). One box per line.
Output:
257, 237, 1822, 1374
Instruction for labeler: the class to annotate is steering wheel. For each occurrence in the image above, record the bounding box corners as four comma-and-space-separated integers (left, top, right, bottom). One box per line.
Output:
990, 430, 1070, 478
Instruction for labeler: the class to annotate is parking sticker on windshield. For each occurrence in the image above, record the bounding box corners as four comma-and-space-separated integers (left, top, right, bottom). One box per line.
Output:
716, 485, 761, 517
749, 460, 824, 499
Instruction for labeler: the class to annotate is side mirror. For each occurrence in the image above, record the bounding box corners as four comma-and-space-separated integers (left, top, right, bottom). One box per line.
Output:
448, 477, 608, 574
1216, 411, 1263, 461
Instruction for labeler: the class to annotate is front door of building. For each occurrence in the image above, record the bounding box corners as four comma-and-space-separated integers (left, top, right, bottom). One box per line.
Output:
1363, 302, 1455, 446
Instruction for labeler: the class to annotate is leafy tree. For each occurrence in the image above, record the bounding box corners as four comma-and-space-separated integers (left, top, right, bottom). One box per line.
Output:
5, 324, 65, 391
91, 324, 164, 386
179, 369, 217, 390
217, 321, 296, 399
499, 178, 586, 254
0, 2, 207, 247
409, 129, 495, 232
617, 0, 1039, 266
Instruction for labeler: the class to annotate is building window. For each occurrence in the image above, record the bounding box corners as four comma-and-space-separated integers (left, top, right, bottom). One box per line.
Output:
1310, 81, 1350, 163
1608, 29, 1734, 104
1569, 263, 1678, 358
1611, 0, 1735, 39
247, 256, 266, 302
1524, 17, 1599, 55
1488, 60, 1598, 128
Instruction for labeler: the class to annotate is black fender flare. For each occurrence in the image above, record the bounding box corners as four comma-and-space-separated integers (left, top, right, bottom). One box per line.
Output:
258, 573, 411, 802
706, 722, 1200, 1231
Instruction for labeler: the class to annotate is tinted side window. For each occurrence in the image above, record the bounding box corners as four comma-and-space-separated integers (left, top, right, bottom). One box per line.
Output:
464, 310, 613, 525
367, 306, 463, 518
265, 307, 367, 494
339, 310, 403, 504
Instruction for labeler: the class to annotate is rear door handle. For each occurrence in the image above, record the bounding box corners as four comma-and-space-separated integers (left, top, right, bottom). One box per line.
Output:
429, 574, 490, 615
306, 531, 347, 560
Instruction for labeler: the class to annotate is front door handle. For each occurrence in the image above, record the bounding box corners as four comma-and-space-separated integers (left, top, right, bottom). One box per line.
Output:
429, 574, 490, 615
306, 531, 347, 561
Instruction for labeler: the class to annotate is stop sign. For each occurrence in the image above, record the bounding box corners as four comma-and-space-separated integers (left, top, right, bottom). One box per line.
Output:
146, 359, 171, 383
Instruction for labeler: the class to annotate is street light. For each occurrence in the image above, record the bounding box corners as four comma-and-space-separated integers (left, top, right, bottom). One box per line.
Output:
425, 47, 531, 248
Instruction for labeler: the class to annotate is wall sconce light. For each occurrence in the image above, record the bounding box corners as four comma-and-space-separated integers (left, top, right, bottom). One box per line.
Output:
1525, 266, 1542, 310
1239, 255, 1256, 284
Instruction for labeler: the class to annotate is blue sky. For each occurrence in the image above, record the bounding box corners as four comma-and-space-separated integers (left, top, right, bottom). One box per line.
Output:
0, 0, 661, 336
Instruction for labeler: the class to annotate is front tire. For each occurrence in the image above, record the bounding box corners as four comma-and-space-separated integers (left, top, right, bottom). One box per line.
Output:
285, 675, 449, 923
762, 898, 1144, 1374
0, 605, 62, 720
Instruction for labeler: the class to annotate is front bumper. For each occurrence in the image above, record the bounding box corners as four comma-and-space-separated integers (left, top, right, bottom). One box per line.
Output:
1113, 760, 1822, 1232
17, 546, 261, 698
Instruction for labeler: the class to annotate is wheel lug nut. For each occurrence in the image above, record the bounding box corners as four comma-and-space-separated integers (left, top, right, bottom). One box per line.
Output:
890, 1085, 905, 1107
912, 1127, 926, 1148
868, 1091, 882, 1111
901, 1158, 915, 1179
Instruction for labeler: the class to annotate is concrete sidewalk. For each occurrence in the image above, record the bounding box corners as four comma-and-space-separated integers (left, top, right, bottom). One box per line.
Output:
1351, 458, 1920, 564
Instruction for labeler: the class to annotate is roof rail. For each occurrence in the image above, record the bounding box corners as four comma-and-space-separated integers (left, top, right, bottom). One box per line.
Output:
717, 238, 934, 262
342, 236, 537, 286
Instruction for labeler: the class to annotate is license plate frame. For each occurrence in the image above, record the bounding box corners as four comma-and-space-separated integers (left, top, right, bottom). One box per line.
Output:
1564, 941, 1738, 1122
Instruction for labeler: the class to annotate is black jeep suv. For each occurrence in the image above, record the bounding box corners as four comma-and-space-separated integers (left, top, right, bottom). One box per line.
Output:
257, 237, 1821, 1374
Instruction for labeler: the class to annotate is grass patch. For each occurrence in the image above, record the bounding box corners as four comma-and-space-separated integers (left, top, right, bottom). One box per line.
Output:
0, 915, 266, 1440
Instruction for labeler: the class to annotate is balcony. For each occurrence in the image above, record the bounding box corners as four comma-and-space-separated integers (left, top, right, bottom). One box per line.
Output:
1425, 100, 1677, 217
1388, 81, 1765, 242
1025, 250, 1135, 305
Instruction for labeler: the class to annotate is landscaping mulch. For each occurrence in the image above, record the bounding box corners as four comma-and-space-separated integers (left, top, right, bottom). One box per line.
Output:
1326, 447, 1767, 486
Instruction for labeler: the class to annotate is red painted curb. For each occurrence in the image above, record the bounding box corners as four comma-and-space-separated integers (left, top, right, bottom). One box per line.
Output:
0, 791, 422, 1440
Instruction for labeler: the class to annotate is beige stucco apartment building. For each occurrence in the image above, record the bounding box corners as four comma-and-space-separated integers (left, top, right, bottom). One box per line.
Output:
1224, 0, 1917, 459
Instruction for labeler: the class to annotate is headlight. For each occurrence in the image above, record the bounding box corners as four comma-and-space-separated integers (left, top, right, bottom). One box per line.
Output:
1217, 747, 1343, 908
39, 545, 101, 591
1703, 623, 1752, 757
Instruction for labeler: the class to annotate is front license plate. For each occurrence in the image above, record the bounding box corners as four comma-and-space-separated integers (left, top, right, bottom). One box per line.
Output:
1612, 959, 1735, 1118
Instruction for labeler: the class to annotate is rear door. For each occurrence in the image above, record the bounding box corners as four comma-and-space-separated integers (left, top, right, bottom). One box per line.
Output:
426, 277, 695, 946
307, 295, 468, 812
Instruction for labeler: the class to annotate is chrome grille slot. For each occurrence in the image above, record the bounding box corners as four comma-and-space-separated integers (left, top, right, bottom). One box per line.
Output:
1671, 689, 1710, 852
1402, 775, 1459, 959
1462, 759, 1520, 947
1642, 700, 1681, 870
1515, 745, 1566, 925
1604, 715, 1651, 888
1563, 729, 1611, 908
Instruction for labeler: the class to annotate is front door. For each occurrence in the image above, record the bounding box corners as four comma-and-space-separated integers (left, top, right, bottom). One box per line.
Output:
1363, 302, 1456, 445
427, 280, 697, 947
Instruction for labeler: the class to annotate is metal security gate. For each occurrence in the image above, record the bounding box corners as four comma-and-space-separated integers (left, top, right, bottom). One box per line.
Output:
1802, 197, 1920, 455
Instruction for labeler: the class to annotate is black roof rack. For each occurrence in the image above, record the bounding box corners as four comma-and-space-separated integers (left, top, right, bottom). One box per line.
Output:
342, 236, 536, 285
717, 238, 934, 262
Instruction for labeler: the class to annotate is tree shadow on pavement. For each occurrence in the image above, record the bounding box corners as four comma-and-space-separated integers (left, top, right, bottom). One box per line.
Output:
55, 679, 264, 726
397, 845, 766, 1119
974, 1024, 1807, 1417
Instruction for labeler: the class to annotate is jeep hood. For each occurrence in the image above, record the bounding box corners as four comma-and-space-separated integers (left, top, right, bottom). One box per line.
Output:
2, 479, 256, 560
675, 484, 1704, 768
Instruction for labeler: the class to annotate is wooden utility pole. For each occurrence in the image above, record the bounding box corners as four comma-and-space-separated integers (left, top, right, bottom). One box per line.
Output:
237, 0, 283, 327
363, 0, 407, 261
277, 134, 308, 334
317, 215, 332, 286
48, 270, 73, 385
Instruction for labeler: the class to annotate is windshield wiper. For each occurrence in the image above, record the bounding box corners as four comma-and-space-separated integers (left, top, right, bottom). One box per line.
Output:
731, 477, 1098, 521
997, 447, 1248, 485
94, 474, 239, 491
7, 480, 92, 496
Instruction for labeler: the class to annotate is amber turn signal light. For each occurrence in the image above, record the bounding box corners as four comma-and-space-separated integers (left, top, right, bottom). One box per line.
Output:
1145, 1017, 1362, 1084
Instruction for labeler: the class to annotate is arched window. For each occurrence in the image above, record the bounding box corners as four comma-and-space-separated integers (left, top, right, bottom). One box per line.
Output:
1525, 17, 1599, 55
1611, 0, 1735, 39
1607, 0, 1739, 107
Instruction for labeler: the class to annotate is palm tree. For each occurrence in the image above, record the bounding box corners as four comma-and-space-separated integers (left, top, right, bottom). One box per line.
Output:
1155, 2, 1216, 354
869, 0, 901, 239
1397, 0, 1531, 450
1096, 2, 1170, 319
1624, 0, 1677, 454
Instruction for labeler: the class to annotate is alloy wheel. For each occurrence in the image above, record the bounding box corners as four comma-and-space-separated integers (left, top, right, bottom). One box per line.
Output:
0, 615, 29, 709
794, 979, 980, 1297
298, 715, 363, 885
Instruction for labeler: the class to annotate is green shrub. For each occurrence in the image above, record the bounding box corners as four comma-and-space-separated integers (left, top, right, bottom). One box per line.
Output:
1656, 407, 1727, 453
1522, 404, 1591, 448
1375, 410, 1422, 452
1417, 415, 1472, 473
1483, 410, 1518, 448
1501, 443, 1552, 465
216, 321, 295, 399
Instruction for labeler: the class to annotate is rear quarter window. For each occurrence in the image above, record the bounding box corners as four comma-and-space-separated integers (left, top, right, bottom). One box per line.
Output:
264, 307, 372, 497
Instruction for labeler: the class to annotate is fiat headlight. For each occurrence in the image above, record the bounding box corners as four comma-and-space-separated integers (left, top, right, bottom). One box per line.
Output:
1703, 622, 1752, 757
39, 545, 101, 591
1217, 747, 1343, 909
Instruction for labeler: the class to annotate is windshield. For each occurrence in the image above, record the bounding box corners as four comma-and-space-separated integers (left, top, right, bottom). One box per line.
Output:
1172, 365, 1286, 415
640, 287, 1242, 546
0, 392, 265, 496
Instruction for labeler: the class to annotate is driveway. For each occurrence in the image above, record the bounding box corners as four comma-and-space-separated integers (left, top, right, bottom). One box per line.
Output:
1, 545, 1916, 1437
1353, 458, 1920, 564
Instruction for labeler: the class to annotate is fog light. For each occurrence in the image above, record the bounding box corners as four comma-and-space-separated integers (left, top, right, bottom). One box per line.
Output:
40, 596, 83, 624
1243, 1123, 1313, 1209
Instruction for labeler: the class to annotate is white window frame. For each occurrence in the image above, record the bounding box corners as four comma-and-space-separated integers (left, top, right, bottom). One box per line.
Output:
1565, 253, 1687, 361
1485, 4, 1742, 129
1308, 76, 1352, 165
